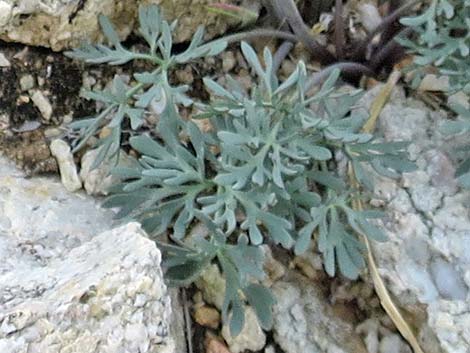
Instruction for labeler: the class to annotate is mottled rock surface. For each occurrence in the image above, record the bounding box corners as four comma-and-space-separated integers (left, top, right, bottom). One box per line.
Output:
0, 157, 178, 353
359, 86, 470, 353
0, 0, 246, 51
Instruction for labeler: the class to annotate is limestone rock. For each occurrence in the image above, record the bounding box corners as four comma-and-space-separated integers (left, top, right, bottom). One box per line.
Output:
0, 222, 175, 353
0, 0, 248, 51
50, 139, 82, 192
0, 157, 178, 352
363, 89, 470, 353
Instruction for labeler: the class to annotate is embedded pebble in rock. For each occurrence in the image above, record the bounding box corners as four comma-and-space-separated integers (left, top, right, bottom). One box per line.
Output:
195, 264, 226, 310
30, 90, 53, 121
0, 157, 179, 352
80, 147, 134, 195
0, 52, 10, 67
221, 307, 266, 353
429, 258, 467, 301
50, 139, 82, 192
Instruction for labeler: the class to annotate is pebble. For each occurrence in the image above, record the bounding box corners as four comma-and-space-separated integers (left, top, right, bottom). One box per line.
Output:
221, 51, 236, 72
19, 75, 35, 91
205, 334, 231, 353
193, 305, 221, 329
31, 90, 53, 121
358, 3, 382, 33
221, 307, 266, 353
0, 52, 10, 67
50, 139, 82, 192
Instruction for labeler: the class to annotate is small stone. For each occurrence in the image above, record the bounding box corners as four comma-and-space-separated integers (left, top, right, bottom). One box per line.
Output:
195, 264, 226, 310
222, 307, 266, 353
264, 345, 276, 353
31, 90, 53, 121
0, 52, 10, 67
44, 128, 62, 139
418, 74, 450, 92
194, 305, 221, 329
20, 75, 35, 91
221, 51, 236, 72
50, 139, 82, 192
358, 3, 382, 33
205, 334, 231, 353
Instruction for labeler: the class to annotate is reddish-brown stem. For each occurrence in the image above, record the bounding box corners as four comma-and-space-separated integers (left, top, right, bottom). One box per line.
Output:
274, 0, 336, 64
334, 0, 345, 60
351, 0, 421, 61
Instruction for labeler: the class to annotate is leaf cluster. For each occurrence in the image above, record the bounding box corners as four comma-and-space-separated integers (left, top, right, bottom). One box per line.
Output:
400, 0, 470, 93
68, 5, 416, 336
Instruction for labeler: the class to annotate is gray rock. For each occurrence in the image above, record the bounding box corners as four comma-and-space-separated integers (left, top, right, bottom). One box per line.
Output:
0, 222, 175, 353
364, 88, 470, 353
50, 139, 82, 192
0, 0, 251, 51
0, 156, 180, 353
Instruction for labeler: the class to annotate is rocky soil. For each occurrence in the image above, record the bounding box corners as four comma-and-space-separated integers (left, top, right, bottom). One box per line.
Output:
1, 1, 469, 353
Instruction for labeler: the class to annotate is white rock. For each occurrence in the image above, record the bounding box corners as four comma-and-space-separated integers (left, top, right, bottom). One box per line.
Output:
366, 87, 470, 353
0, 52, 10, 67
221, 307, 266, 353
358, 3, 382, 33
50, 139, 82, 192
30, 90, 53, 121
0, 158, 180, 352
0, 223, 175, 353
